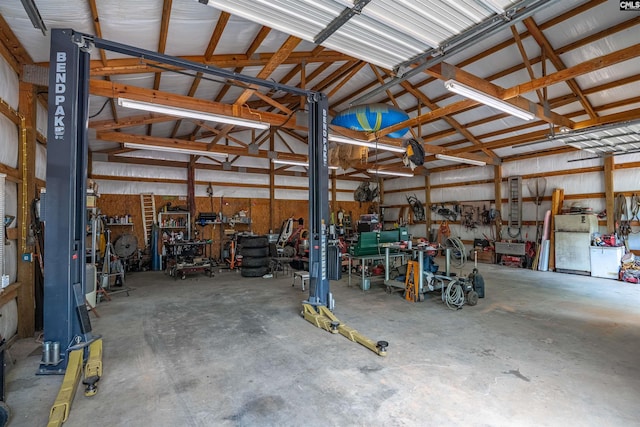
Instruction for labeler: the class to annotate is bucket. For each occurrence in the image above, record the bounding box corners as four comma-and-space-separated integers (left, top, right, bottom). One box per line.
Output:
361, 278, 370, 291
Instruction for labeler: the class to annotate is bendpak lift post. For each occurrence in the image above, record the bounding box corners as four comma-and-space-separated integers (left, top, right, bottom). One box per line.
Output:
41, 29, 332, 374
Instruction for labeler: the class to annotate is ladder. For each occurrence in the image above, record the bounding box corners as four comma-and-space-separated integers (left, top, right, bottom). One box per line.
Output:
507, 176, 522, 229
140, 194, 156, 248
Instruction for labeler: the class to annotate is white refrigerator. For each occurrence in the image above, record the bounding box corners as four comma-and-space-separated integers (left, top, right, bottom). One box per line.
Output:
554, 214, 598, 275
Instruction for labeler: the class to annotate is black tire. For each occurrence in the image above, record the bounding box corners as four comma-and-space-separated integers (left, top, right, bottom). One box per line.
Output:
0, 401, 10, 427
239, 236, 269, 248
467, 290, 479, 306
241, 256, 270, 268
240, 246, 269, 257
241, 266, 269, 277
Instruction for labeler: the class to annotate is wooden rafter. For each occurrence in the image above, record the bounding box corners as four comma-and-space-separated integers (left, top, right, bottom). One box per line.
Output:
189, 25, 273, 140
84, 51, 352, 77
208, 35, 302, 146
147, 0, 173, 136
523, 17, 598, 119
170, 11, 230, 138
88, 0, 119, 122
89, 79, 307, 130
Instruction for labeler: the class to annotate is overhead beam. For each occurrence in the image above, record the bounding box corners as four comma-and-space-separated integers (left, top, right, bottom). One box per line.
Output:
96, 131, 309, 162
523, 17, 597, 119
89, 79, 307, 130
82, 51, 354, 76
375, 43, 640, 138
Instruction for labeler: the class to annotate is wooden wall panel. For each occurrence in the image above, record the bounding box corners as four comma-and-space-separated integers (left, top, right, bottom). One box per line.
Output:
97, 194, 376, 261
98, 194, 145, 246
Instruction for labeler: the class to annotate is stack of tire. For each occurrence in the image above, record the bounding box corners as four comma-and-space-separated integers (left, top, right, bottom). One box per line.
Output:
238, 235, 270, 277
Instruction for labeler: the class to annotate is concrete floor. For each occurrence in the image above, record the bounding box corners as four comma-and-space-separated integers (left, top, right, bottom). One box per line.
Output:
4, 260, 640, 426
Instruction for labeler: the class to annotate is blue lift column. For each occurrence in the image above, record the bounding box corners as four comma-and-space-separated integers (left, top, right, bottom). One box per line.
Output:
40, 29, 97, 374
306, 93, 331, 309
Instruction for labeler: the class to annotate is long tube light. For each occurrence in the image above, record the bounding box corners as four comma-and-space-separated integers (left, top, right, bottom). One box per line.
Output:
366, 169, 414, 177
272, 159, 309, 167
329, 135, 405, 153
443, 80, 535, 121
123, 143, 228, 157
435, 153, 486, 166
271, 159, 339, 170
117, 98, 270, 130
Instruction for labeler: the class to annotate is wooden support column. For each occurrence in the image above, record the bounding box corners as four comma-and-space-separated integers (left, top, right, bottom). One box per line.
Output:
604, 156, 615, 233
17, 81, 36, 337
548, 188, 565, 272
187, 155, 196, 222
494, 165, 503, 240
269, 133, 275, 232
424, 175, 431, 240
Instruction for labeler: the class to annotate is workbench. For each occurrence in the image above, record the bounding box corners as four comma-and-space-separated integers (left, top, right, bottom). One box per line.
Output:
345, 251, 405, 290
164, 241, 215, 280
382, 245, 439, 294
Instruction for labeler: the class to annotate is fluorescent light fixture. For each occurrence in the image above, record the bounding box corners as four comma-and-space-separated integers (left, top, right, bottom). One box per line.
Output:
444, 80, 535, 121
272, 159, 309, 167
367, 169, 414, 177
435, 153, 486, 166
328, 135, 405, 153
272, 159, 340, 170
123, 143, 228, 157
117, 98, 270, 130
20, 0, 47, 35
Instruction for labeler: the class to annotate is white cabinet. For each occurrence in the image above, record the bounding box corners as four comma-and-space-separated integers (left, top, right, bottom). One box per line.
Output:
590, 246, 624, 280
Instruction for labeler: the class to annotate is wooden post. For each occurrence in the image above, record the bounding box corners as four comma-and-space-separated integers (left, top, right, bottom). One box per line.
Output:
424, 175, 431, 240
269, 133, 275, 232
548, 188, 565, 271
604, 156, 615, 233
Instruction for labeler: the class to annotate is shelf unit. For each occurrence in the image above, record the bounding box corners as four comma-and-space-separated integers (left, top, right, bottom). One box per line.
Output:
159, 211, 191, 240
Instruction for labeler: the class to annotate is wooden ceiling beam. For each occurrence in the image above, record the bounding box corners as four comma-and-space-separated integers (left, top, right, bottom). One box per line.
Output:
523, 17, 597, 119
502, 43, 640, 103
377, 43, 640, 138
189, 26, 276, 141
390, 69, 498, 160
82, 51, 352, 76
148, 0, 173, 136
89, 79, 307, 131
89, 2, 119, 122
0, 14, 33, 75
96, 131, 309, 162
171, 11, 231, 138
90, 113, 175, 130
213, 26, 272, 105
209, 35, 302, 145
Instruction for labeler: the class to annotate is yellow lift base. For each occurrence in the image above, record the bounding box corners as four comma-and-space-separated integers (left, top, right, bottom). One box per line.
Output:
47, 338, 103, 427
302, 304, 388, 356
83, 339, 103, 397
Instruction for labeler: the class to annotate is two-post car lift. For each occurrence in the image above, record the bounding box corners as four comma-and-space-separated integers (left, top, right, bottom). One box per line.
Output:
41, 27, 386, 421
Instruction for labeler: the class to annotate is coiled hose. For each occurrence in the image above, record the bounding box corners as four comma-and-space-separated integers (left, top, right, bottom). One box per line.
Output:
444, 236, 467, 269
443, 279, 465, 310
